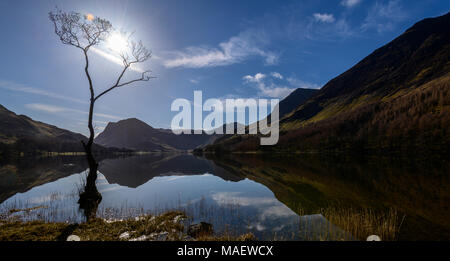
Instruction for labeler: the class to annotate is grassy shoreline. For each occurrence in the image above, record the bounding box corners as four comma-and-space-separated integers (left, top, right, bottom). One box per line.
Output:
0, 210, 255, 241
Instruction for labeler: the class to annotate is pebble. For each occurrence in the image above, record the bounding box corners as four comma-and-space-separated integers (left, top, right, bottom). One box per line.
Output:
66, 235, 80, 241
367, 235, 381, 241
129, 235, 149, 241
119, 232, 130, 240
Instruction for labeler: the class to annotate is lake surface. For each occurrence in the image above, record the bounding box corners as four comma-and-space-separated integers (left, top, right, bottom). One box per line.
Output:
0, 153, 449, 240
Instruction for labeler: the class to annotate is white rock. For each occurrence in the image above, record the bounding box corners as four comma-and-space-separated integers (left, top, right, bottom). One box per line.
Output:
104, 218, 123, 224
66, 235, 80, 241
147, 232, 169, 241
173, 215, 185, 223
367, 235, 381, 241
129, 235, 148, 241
119, 232, 130, 239
135, 216, 146, 221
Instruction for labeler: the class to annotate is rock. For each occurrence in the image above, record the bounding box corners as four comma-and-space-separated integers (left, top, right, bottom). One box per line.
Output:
237, 233, 256, 241
119, 232, 130, 240
104, 218, 123, 224
66, 235, 80, 241
183, 235, 196, 241
367, 235, 381, 241
135, 216, 146, 221
155, 232, 168, 241
129, 235, 148, 241
187, 222, 213, 238
173, 215, 185, 223
147, 232, 169, 241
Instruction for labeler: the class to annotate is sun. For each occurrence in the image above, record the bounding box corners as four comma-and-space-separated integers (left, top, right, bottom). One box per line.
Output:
86, 13, 95, 21
106, 33, 129, 53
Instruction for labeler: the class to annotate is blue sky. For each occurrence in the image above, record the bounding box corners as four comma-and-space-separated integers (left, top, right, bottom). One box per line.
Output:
0, 0, 448, 136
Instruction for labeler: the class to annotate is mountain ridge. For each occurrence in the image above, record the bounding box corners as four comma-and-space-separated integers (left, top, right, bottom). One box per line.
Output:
94, 118, 216, 151
203, 12, 450, 153
94, 87, 317, 152
0, 104, 88, 154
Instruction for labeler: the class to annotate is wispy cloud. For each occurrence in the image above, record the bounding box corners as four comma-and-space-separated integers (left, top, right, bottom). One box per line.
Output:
361, 0, 407, 33
163, 30, 279, 68
189, 79, 199, 84
305, 15, 355, 40
341, 0, 362, 8
25, 103, 121, 120
313, 13, 336, 23
242, 72, 321, 99
258, 85, 294, 99
91, 47, 145, 73
270, 72, 283, 80
94, 113, 122, 120
286, 77, 321, 89
0, 80, 86, 104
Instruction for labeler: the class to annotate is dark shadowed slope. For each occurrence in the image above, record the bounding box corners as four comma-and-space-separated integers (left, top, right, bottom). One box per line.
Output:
278, 88, 319, 118
283, 12, 450, 124
0, 105, 88, 154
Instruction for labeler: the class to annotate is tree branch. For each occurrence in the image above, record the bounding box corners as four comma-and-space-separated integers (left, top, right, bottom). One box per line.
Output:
94, 70, 154, 101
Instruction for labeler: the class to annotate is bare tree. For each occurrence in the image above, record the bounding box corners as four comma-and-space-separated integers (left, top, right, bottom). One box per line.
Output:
49, 9, 153, 220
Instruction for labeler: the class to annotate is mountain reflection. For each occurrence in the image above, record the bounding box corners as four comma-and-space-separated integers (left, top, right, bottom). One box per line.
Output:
0, 156, 88, 203
98, 153, 243, 188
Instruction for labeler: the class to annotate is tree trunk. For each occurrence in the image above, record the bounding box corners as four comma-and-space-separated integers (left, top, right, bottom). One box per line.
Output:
78, 50, 102, 222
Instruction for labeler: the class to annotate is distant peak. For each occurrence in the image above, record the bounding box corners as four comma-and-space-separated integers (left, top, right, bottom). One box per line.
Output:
105, 117, 154, 129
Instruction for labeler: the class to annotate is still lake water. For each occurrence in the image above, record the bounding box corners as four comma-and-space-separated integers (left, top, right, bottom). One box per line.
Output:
0, 153, 449, 240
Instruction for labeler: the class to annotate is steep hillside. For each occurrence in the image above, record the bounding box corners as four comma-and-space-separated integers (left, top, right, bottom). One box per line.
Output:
0, 105, 90, 155
204, 12, 450, 153
278, 88, 319, 118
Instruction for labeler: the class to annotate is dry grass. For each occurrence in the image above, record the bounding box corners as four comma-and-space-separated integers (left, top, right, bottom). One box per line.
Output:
0, 211, 187, 241
295, 205, 402, 241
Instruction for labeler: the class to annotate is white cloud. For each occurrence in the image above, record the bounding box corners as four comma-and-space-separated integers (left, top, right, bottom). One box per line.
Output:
242, 73, 294, 99
243, 73, 266, 83
341, 0, 362, 8
270, 72, 283, 80
25, 103, 83, 113
260, 205, 297, 220
313, 13, 336, 23
287, 77, 321, 89
211, 192, 278, 207
0, 80, 86, 104
242, 73, 321, 99
94, 113, 122, 120
25, 103, 121, 120
189, 79, 199, 84
259, 85, 295, 99
296, 14, 355, 40
361, 0, 407, 33
163, 30, 279, 68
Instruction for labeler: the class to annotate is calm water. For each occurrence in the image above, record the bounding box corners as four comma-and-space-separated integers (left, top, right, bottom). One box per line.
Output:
0, 153, 448, 240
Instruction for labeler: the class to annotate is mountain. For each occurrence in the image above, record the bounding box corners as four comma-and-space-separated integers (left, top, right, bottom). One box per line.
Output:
278, 88, 319, 118
0, 105, 89, 155
94, 118, 217, 151
204, 13, 450, 153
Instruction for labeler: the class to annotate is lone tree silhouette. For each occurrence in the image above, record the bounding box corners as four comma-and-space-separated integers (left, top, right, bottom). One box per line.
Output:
49, 9, 152, 220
